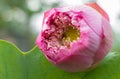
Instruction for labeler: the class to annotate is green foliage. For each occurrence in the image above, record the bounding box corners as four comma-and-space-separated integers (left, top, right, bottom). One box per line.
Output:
0, 40, 120, 79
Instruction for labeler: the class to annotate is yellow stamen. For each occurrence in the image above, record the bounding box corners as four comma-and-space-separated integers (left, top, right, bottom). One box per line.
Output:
62, 26, 80, 44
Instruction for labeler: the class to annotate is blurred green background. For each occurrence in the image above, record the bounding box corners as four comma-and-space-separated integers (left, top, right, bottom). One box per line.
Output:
0, 0, 60, 51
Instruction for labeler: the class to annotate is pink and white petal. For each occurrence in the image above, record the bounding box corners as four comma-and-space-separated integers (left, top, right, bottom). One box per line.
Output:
93, 18, 113, 64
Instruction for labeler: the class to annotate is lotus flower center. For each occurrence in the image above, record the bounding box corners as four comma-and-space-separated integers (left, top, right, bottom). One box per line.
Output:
62, 26, 80, 42
45, 12, 80, 49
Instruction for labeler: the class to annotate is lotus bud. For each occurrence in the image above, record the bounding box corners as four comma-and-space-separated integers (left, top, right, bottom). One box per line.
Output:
36, 3, 113, 72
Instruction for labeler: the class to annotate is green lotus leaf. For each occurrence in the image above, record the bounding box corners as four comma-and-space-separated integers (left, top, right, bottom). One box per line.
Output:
0, 40, 120, 79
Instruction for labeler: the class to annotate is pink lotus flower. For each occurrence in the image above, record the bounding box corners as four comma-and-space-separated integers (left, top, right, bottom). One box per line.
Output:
36, 3, 113, 72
